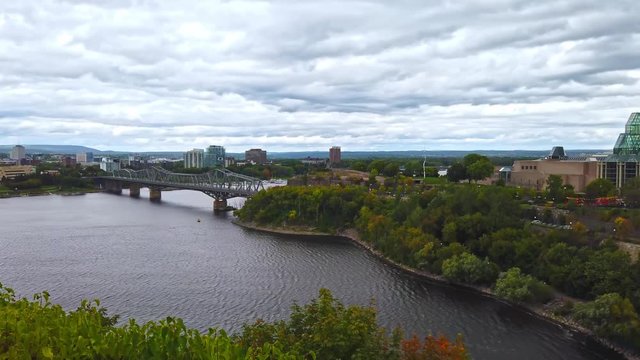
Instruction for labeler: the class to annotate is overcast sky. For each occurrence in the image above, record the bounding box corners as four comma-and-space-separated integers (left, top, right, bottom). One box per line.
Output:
1, 0, 639, 152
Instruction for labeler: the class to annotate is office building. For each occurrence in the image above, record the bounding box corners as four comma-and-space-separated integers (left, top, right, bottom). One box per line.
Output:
61, 156, 76, 167
245, 148, 267, 165
329, 146, 341, 165
10, 145, 26, 160
184, 149, 204, 168
100, 157, 120, 172
0, 165, 35, 179
204, 145, 226, 167
76, 152, 94, 164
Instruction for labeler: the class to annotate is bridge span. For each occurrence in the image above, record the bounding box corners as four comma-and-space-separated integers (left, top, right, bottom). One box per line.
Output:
96, 167, 264, 211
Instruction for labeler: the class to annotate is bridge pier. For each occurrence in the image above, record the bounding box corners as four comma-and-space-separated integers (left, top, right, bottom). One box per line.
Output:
105, 180, 122, 194
149, 187, 162, 201
129, 184, 140, 198
213, 198, 228, 212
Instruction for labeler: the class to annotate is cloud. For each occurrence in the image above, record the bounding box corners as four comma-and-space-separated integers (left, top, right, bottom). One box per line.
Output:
0, 0, 639, 152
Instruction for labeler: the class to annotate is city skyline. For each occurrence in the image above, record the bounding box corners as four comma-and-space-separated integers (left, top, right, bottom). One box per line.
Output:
1, 1, 639, 152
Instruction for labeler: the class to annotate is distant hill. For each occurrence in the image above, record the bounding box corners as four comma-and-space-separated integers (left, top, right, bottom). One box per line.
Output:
0, 145, 609, 159
0, 145, 101, 154
267, 150, 610, 160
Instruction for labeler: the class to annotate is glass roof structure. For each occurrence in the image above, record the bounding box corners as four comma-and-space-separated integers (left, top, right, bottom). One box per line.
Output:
613, 113, 640, 155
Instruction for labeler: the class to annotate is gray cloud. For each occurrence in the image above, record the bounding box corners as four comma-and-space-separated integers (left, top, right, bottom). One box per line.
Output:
0, 0, 639, 152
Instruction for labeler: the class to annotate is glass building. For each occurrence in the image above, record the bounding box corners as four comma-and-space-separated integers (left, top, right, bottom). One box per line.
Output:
598, 113, 640, 187
204, 145, 226, 168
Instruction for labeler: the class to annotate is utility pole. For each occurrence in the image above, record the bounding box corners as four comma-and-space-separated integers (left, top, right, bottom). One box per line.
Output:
423, 150, 427, 179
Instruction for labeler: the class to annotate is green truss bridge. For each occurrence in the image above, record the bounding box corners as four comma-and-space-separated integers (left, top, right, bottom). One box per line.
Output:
97, 167, 264, 211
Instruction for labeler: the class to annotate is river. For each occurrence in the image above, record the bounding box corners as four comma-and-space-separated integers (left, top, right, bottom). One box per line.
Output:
0, 190, 624, 359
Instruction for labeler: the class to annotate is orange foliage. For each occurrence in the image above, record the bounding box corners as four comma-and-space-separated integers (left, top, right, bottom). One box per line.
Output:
401, 334, 468, 360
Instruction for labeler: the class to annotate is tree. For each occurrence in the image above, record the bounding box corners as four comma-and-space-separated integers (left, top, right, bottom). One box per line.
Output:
546, 175, 565, 202
447, 163, 466, 183
622, 177, 640, 208
467, 159, 494, 182
585, 178, 615, 200
383, 163, 400, 177
573, 293, 640, 347
494, 267, 553, 303
442, 252, 499, 285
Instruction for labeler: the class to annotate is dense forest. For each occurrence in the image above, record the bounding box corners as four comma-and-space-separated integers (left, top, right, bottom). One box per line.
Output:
0, 283, 466, 359
236, 184, 640, 350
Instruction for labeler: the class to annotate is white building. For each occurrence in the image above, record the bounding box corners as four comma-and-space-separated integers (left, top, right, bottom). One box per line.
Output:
10, 145, 26, 160
184, 149, 204, 168
100, 157, 120, 172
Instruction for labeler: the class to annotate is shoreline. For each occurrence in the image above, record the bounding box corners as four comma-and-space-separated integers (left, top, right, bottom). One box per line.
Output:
0, 189, 100, 199
232, 219, 638, 360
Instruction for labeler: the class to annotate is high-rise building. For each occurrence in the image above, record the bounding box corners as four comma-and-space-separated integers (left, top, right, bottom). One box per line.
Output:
245, 148, 267, 165
204, 145, 226, 167
76, 152, 94, 164
184, 149, 204, 168
329, 146, 341, 165
10, 145, 26, 160
61, 156, 76, 167
100, 157, 120, 172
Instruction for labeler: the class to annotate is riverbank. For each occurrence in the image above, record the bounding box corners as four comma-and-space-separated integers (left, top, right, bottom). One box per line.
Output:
0, 187, 101, 199
232, 219, 638, 360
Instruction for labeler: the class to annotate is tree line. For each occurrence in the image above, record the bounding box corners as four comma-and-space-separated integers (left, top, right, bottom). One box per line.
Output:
0, 283, 466, 359
237, 183, 640, 350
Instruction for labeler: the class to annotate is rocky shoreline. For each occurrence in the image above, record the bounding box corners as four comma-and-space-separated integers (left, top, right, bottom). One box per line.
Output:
232, 219, 638, 360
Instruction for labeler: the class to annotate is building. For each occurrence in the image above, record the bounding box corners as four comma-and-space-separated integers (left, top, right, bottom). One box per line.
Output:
61, 156, 76, 167
10, 145, 26, 160
225, 156, 236, 167
76, 152, 94, 164
509, 146, 598, 192
204, 145, 225, 167
301, 157, 328, 166
598, 112, 640, 188
245, 148, 267, 165
100, 157, 120, 172
329, 146, 341, 166
184, 149, 204, 168
0, 165, 35, 180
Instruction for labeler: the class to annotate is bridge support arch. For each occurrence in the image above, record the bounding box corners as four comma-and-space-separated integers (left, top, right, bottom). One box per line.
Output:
149, 187, 162, 201
213, 198, 228, 212
105, 180, 122, 194
129, 184, 140, 198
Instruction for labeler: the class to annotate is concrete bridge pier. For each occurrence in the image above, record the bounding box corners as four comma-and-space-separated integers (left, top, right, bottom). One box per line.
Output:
149, 187, 162, 201
129, 184, 140, 198
213, 198, 228, 212
105, 180, 122, 194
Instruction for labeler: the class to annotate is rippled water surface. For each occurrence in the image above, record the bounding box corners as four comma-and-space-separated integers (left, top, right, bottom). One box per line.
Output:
0, 190, 623, 359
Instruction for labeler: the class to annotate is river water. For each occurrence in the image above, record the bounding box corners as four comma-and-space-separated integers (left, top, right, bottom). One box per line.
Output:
0, 190, 624, 359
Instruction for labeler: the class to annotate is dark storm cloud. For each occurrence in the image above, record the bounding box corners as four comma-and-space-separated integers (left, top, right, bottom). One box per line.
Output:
0, 0, 639, 151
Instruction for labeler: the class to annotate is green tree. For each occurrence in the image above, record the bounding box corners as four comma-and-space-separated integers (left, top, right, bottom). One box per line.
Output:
442, 252, 499, 285
446, 163, 466, 183
573, 293, 640, 347
467, 159, 494, 182
494, 267, 553, 303
383, 163, 400, 177
622, 177, 640, 208
546, 175, 565, 202
585, 179, 616, 199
